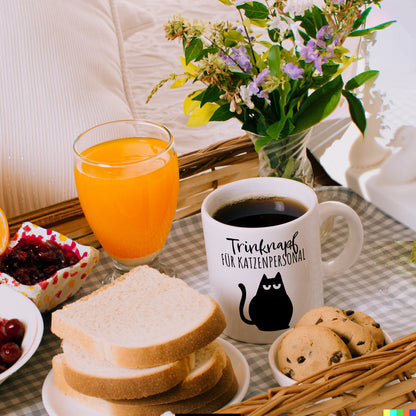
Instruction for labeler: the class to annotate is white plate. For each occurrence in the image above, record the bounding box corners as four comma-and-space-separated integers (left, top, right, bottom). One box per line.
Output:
218, 337, 250, 405
42, 338, 250, 416
0, 284, 44, 384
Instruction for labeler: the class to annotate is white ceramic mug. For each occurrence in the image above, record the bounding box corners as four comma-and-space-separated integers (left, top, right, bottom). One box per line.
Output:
201, 177, 364, 344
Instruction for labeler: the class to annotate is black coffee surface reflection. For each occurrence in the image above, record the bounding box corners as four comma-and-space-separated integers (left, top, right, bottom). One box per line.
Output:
213, 196, 307, 228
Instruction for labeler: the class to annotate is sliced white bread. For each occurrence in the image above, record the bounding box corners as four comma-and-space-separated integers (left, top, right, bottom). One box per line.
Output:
59, 341, 193, 400
53, 355, 238, 416
135, 340, 227, 404
60, 340, 226, 401
51, 266, 226, 368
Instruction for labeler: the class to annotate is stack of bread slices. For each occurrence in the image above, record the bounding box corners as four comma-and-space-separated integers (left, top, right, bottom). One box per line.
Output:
50, 266, 238, 415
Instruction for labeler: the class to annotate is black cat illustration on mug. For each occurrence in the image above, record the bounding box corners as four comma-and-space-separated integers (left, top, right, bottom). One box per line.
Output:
238, 272, 293, 331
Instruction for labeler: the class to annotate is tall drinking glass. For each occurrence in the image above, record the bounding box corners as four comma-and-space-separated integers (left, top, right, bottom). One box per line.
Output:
73, 120, 179, 282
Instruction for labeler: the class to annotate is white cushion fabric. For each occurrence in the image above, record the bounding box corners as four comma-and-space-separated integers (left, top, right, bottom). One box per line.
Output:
0, 0, 244, 218
116, 0, 155, 40
124, 0, 243, 156
0, 0, 137, 217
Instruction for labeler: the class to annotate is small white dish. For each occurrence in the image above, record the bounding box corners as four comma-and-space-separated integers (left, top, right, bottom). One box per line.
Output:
0, 284, 44, 384
218, 337, 250, 405
42, 338, 250, 416
0, 221, 99, 312
268, 329, 296, 386
268, 328, 393, 386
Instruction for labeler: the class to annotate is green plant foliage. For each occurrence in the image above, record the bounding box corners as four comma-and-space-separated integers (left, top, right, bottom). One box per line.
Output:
149, 0, 394, 151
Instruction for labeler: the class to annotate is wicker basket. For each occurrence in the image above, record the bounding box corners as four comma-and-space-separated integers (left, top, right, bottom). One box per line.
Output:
218, 332, 416, 416
175, 134, 258, 220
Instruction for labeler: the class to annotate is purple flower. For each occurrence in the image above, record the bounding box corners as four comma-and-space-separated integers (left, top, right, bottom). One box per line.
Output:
282, 62, 304, 80
246, 69, 271, 103
332, 0, 345, 4
229, 47, 253, 73
313, 55, 329, 73
253, 68, 270, 85
317, 25, 333, 40
218, 50, 234, 65
300, 40, 318, 63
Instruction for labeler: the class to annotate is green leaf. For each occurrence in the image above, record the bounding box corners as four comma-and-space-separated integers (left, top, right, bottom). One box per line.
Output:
184, 38, 203, 65
311, 5, 327, 28
267, 45, 281, 77
342, 90, 366, 136
267, 28, 280, 43
293, 75, 343, 133
209, 103, 234, 122
266, 119, 285, 140
248, 18, 268, 28
310, 63, 340, 88
280, 117, 295, 138
253, 135, 273, 152
349, 20, 396, 37
269, 89, 281, 121
193, 85, 222, 106
197, 46, 219, 60
322, 63, 340, 76
345, 70, 379, 90
237, 1, 269, 20
352, 7, 372, 30
298, 29, 310, 43
217, 0, 233, 4
299, 15, 316, 38
224, 29, 245, 43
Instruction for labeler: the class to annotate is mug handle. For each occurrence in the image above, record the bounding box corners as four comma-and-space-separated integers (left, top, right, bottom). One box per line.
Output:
319, 201, 364, 276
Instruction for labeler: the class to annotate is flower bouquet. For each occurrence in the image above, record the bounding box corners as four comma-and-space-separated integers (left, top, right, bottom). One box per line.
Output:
148, 0, 394, 182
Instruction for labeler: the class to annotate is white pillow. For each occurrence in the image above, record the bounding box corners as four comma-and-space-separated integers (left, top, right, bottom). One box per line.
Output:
116, 0, 155, 40
0, 0, 138, 217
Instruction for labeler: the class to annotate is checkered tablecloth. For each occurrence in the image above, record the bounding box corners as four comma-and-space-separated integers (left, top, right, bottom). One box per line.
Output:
2, 187, 416, 416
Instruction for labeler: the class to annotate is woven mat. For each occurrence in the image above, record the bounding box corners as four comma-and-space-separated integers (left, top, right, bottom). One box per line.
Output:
2, 187, 416, 416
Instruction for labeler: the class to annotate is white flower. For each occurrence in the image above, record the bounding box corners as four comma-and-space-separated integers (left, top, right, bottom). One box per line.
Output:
313, 0, 326, 8
239, 85, 255, 109
268, 16, 289, 32
283, 0, 314, 17
282, 38, 294, 51
268, 16, 303, 49
285, 17, 303, 48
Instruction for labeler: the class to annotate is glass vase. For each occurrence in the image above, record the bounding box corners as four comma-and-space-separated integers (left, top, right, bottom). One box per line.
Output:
248, 128, 333, 238
247, 128, 314, 187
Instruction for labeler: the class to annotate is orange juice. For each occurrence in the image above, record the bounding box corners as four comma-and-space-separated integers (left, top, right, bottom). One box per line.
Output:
74, 137, 179, 264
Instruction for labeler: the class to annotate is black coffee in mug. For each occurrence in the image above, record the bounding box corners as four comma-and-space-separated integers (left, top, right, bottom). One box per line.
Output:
212, 196, 307, 228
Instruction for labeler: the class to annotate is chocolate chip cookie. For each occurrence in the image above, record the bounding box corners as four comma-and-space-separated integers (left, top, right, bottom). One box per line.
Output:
295, 306, 347, 326
277, 325, 352, 381
344, 309, 385, 348
316, 318, 377, 357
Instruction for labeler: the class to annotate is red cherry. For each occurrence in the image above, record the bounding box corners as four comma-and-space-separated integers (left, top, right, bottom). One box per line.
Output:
0, 342, 21, 363
0, 361, 9, 372
2, 319, 25, 342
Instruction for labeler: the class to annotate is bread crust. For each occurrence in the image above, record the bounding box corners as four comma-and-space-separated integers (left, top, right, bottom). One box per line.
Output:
135, 340, 227, 404
51, 267, 227, 368
59, 340, 227, 401
53, 355, 238, 416
61, 352, 193, 400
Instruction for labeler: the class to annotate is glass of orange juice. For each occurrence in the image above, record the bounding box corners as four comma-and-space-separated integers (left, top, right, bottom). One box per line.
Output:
73, 120, 179, 280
